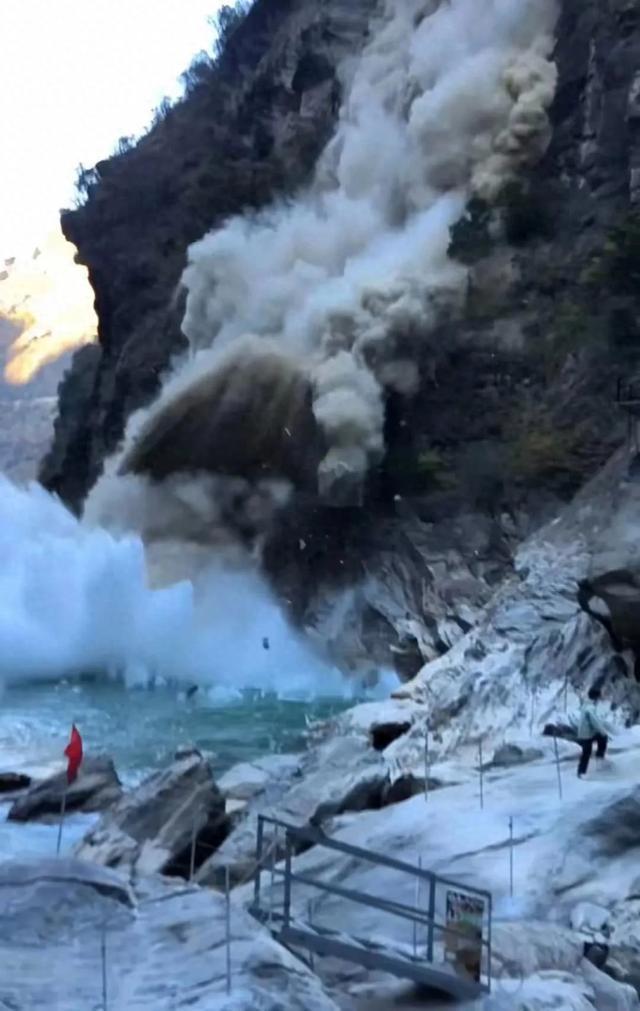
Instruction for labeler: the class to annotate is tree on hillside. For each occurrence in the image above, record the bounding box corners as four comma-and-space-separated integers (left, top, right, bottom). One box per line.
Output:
209, 2, 252, 56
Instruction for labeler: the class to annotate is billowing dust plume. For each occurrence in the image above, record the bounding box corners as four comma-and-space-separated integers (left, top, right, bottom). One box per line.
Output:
100, 0, 558, 535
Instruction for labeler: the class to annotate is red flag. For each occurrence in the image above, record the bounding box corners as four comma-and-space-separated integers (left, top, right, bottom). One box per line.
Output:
64, 724, 83, 784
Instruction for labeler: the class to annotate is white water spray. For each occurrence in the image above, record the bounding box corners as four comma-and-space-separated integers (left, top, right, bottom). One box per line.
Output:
0, 478, 349, 694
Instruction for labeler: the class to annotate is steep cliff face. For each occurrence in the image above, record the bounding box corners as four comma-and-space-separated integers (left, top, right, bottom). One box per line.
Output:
41, 0, 377, 509
42, 0, 640, 677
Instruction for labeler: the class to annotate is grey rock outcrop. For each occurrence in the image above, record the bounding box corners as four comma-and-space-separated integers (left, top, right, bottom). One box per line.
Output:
7, 756, 122, 821
75, 749, 230, 879
489, 743, 544, 769
197, 731, 423, 888
0, 857, 340, 1010
394, 451, 640, 753
218, 753, 302, 805
583, 786, 640, 858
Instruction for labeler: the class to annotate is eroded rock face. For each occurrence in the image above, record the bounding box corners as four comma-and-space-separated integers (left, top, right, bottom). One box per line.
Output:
196, 730, 425, 888
7, 756, 122, 822
393, 451, 640, 753
0, 858, 340, 1010
75, 750, 230, 879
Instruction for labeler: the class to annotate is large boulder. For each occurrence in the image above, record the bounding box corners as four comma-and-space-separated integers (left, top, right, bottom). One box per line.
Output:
0, 857, 340, 1010
7, 756, 122, 821
75, 748, 230, 878
197, 734, 403, 888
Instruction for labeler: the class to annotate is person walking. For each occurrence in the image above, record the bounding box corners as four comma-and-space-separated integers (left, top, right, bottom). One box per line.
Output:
576, 686, 611, 779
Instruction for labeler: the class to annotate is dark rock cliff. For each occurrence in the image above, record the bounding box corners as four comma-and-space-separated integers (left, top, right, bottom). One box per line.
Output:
41, 0, 640, 676
41, 0, 377, 509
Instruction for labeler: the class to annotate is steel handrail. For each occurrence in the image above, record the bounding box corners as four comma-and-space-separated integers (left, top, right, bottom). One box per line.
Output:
252, 813, 493, 992
255, 814, 491, 903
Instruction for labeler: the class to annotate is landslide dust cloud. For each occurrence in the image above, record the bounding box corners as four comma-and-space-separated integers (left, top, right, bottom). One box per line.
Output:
106, 0, 558, 525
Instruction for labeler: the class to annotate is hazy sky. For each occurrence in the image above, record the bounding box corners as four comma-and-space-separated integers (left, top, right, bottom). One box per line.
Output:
1, 0, 227, 257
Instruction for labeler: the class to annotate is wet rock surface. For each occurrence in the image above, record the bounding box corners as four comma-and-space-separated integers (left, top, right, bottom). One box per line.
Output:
196, 734, 392, 888
75, 749, 230, 879
7, 756, 122, 822
0, 857, 340, 1010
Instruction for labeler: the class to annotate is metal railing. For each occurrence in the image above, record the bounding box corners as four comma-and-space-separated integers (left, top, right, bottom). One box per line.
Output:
250, 815, 492, 1000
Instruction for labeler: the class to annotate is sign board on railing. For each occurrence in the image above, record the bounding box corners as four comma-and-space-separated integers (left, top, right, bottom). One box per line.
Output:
443, 890, 485, 984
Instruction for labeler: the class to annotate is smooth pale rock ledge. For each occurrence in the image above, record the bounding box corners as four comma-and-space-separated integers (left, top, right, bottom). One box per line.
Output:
0, 857, 339, 1011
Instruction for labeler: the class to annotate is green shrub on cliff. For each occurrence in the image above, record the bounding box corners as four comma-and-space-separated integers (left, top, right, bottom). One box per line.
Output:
210, 3, 252, 56
542, 300, 605, 378
509, 421, 581, 484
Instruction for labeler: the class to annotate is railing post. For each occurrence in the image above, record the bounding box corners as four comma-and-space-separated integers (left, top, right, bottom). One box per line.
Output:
101, 918, 108, 1011
225, 865, 232, 995
308, 900, 315, 972
412, 857, 422, 957
283, 832, 293, 929
254, 816, 265, 907
489, 893, 493, 986
189, 814, 197, 882
426, 874, 436, 963
268, 826, 277, 928
553, 735, 563, 801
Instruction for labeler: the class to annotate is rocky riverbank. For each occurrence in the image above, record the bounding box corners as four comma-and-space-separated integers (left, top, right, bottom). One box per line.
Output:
4, 709, 640, 1009
5, 448, 640, 1008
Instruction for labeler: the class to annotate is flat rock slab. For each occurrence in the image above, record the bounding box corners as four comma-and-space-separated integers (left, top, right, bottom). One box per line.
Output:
218, 753, 303, 802
7, 756, 122, 821
0, 857, 340, 1010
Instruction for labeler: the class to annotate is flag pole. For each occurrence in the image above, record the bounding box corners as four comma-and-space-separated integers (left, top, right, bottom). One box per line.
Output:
58, 723, 83, 857
56, 787, 67, 856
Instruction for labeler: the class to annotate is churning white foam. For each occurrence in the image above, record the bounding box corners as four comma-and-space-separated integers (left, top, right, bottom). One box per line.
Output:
0, 477, 353, 694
